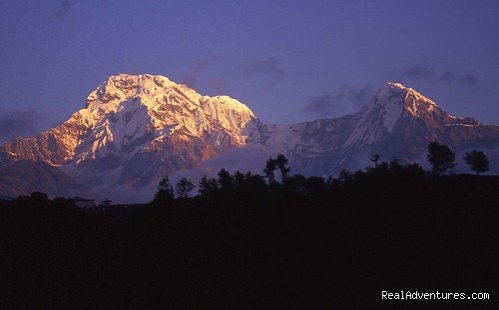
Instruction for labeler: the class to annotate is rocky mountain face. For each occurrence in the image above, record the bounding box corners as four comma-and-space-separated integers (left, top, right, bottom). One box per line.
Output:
0, 74, 256, 197
1, 75, 499, 200
245, 82, 499, 175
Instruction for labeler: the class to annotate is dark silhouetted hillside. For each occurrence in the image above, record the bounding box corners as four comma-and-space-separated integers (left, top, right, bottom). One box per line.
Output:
1, 161, 498, 309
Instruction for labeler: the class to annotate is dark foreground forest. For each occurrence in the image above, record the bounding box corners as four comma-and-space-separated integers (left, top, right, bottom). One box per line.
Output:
1, 157, 498, 309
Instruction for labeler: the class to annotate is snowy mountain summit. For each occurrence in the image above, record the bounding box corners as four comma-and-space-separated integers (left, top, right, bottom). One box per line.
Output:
344, 82, 479, 148
1, 74, 256, 190
77, 74, 255, 165
1, 75, 499, 200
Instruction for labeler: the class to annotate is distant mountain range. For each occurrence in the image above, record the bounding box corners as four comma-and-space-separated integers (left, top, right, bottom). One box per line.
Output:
1, 74, 499, 201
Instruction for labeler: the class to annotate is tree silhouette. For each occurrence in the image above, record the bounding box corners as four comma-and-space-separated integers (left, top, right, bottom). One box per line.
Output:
264, 154, 290, 182
264, 157, 278, 182
276, 154, 290, 179
463, 150, 489, 175
426, 141, 456, 175
175, 177, 195, 199
217, 169, 234, 191
199, 175, 219, 197
369, 153, 381, 168
152, 175, 174, 205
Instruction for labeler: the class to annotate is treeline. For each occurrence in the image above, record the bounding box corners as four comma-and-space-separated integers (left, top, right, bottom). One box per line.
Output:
151, 142, 492, 205
1, 143, 498, 308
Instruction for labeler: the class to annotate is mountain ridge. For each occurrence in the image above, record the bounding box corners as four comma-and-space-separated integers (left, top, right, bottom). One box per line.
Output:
1, 74, 499, 200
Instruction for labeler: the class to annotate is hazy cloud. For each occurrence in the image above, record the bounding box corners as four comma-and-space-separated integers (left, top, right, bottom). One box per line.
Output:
400, 65, 434, 80
244, 57, 283, 76
0, 110, 41, 142
439, 71, 478, 86
181, 56, 218, 88
52, 0, 72, 19
211, 78, 226, 94
388, 65, 479, 87
348, 86, 372, 110
304, 94, 333, 115
303, 85, 372, 118
386, 65, 434, 82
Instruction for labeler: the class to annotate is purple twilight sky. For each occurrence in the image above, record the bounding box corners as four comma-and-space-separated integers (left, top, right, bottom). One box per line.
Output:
1, 0, 499, 143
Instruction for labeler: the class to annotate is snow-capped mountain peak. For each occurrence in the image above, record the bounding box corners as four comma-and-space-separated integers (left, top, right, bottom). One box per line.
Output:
343, 83, 408, 147
345, 82, 446, 147
376, 82, 407, 98
86, 74, 177, 109
343, 82, 485, 149
1, 74, 256, 180
373, 82, 438, 118
2, 77, 499, 201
